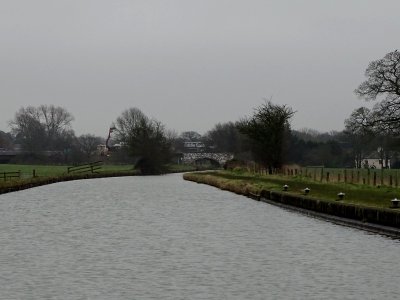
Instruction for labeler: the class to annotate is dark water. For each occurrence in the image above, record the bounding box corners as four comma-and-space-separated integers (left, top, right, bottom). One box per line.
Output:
0, 173, 399, 299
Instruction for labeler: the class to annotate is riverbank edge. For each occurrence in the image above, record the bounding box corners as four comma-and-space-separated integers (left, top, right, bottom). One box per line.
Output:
0, 171, 139, 195
183, 172, 400, 238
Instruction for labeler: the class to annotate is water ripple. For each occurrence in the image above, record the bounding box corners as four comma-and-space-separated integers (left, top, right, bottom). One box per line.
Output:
0, 174, 399, 299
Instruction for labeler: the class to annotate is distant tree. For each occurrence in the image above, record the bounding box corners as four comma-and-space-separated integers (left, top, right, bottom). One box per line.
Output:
355, 50, 400, 132
237, 101, 294, 172
344, 107, 375, 168
9, 105, 74, 151
205, 122, 245, 153
77, 134, 103, 160
115, 107, 172, 174
293, 128, 342, 143
179, 131, 202, 141
0, 131, 14, 149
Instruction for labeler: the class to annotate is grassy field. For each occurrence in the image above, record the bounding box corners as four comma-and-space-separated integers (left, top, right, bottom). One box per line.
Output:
185, 170, 400, 209
0, 163, 197, 192
0, 163, 134, 178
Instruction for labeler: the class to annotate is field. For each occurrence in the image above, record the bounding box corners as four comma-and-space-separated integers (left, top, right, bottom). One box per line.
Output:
0, 163, 197, 192
280, 166, 400, 187
0, 163, 134, 178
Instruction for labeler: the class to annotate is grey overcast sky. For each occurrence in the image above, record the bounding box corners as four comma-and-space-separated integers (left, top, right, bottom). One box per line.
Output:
1, 0, 399, 136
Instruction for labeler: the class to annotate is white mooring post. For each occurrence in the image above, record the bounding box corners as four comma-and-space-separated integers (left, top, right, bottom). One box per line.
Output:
337, 192, 345, 200
391, 198, 400, 208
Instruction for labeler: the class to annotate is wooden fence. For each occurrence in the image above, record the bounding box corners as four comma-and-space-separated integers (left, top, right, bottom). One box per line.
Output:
282, 166, 400, 187
67, 161, 103, 174
1, 171, 21, 181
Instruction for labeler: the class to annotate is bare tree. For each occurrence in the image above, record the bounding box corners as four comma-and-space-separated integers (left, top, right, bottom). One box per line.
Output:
9, 105, 74, 151
77, 134, 103, 160
237, 101, 294, 172
355, 50, 400, 131
115, 107, 172, 174
39, 105, 74, 144
344, 108, 375, 168
179, 131, 202, 141
205, 122, 245, 153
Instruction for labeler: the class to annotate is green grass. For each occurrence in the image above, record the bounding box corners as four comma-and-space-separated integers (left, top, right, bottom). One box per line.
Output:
0, 163, 137, 190
0, 163, 135, 178
290, 166, 400, 186
0, 164, 68, 178
187, 170, 400, 209
165, 164, 198, 173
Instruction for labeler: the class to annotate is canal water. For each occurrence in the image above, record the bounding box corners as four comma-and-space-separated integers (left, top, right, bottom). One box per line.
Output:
0, 173, 399, 299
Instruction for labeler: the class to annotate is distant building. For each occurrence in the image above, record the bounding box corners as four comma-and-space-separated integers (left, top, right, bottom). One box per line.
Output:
360, 151, 390, 169
97, 144, 108, 156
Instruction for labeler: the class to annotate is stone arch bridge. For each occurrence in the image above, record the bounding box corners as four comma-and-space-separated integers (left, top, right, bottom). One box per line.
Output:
182, 152, 234, 166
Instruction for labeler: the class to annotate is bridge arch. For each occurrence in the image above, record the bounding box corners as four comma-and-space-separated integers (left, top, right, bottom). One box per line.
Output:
182, 152, 234, 166
193, 157, 221, 167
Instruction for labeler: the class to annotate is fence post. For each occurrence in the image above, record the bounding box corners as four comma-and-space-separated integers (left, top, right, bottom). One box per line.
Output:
357, 170, 360, 184
367, 169, 370, 185
33, 169, 36, 178
373, 172, 377, 186
381, 169, 384, 186
338, 173, 341, 183
326, 172, 330, 182
320, 168, 324, 182
344, 169, 347, 183
390, 175, 393, 186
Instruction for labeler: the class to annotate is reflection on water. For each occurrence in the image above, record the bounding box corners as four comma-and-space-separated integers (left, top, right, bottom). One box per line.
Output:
0, 174, 399, 299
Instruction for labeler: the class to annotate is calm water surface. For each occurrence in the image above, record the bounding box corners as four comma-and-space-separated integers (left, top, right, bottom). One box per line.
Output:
0, 173, 399, 299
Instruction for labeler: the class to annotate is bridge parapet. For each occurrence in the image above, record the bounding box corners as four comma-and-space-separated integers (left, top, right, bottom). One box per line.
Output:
182, 152, 234, 165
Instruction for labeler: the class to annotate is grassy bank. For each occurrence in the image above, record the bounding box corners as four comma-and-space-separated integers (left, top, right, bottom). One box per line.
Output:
183, 171, 400, 230
183, 170, 400, 209
0, 163, 196, 194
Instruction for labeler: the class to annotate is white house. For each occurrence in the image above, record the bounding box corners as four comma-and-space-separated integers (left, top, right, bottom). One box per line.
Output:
360, 151, 390, 169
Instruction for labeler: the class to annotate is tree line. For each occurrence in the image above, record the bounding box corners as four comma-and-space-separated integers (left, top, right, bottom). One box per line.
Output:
1, 49, 399, 173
